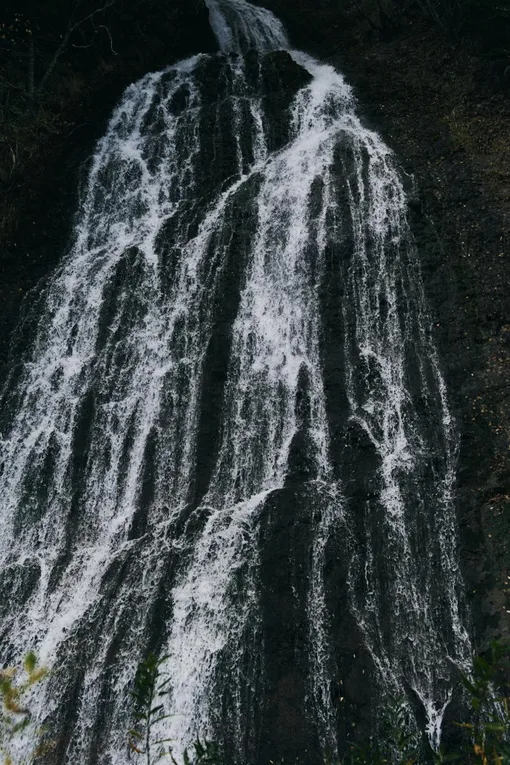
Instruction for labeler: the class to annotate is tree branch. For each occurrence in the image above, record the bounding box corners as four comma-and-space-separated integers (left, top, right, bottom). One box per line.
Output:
96, 24, 117, 55
350, 0, 384, 31
37, 0, 116, 94
27, 36, 34, 101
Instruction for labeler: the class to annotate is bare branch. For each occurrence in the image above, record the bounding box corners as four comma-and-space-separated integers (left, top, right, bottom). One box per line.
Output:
9, 142, 17, 179
27, 36, 34, 100
95, 24, 117, 55
67, 0, 116, 38
350, 0, 384, 31
37, 0, 116, 94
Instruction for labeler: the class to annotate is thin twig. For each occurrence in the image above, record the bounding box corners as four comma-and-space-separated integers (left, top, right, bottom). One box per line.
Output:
95, 24, 117, 54
37, 0, 116, 93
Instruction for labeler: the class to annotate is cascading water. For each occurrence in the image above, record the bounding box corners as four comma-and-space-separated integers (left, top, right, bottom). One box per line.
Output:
0, 0, 471, 762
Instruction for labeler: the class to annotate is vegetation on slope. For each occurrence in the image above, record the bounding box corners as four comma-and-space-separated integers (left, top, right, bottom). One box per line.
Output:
2, 644, 510, 764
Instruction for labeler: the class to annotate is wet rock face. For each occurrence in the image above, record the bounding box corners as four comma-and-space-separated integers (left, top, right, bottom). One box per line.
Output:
253, 0, 510, 749
0, 39, 329, 763
343, 34, 510, 653
262, 0, 510, 667
1, 0, 507, 761
257, 485, 376, 764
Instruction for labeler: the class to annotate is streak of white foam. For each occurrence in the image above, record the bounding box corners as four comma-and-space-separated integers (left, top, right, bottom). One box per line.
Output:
0, 0, 472, 761
205, 0, 289, 53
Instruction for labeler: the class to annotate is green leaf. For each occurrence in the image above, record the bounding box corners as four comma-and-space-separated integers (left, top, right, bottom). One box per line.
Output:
459, 674, 478, 695
23, 653, 37, 674
153, 714, 173, 725
484, 722, 506, 731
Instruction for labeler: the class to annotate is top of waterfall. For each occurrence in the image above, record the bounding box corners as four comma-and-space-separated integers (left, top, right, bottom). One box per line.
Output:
205, 0, 289, 54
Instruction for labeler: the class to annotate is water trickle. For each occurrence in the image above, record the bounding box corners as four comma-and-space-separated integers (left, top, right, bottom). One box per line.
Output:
205, 0, 289, 53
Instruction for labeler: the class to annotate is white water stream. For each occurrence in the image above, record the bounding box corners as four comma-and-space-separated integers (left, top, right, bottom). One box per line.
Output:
0, 0, 470, 762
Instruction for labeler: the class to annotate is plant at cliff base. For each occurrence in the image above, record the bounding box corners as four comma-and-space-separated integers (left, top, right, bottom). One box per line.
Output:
128, 652, 222, 765
456, 641, 510, 764
339, 641, 510, 765
174, 741, 223, 765
129, 652, 172, 764
341, 697, 423, 764
0, 652, 52, 765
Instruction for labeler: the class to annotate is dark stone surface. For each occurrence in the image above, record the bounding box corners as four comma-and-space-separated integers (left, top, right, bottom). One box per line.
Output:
263, 0, 510, 677
1, 0, 510, 761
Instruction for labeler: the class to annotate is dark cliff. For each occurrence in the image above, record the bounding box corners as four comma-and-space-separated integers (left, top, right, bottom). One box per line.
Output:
260, 0, 510, 709
294, 0, 510, 654
1, 0, 509, 755
251, 0, 510, 656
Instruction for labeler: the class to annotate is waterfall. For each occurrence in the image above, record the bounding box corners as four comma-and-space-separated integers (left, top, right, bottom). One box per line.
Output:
0, 0, 470, 762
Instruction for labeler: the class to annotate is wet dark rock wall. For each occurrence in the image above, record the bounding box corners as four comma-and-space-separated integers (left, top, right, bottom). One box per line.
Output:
259, 0, 510, 661
1, 0, 509, 761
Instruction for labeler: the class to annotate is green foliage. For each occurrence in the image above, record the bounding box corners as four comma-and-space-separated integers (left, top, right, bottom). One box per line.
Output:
128, 653, 223, 765
338, 642, 510, 765
0, 652, 52, 765
172, 740, 223, 765
1, 643, 510, 765
129, 652, 173, 764
455, 641, 510, 764
339, 698, 423, 764
126, 644, 510, 765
